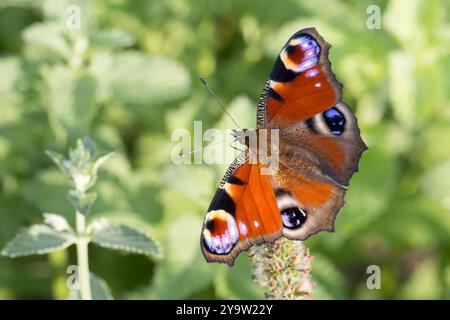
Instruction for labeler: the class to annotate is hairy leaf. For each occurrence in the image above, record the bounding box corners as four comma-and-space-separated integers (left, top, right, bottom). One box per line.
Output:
91, 223, 161, 257
1, 225, 75, 257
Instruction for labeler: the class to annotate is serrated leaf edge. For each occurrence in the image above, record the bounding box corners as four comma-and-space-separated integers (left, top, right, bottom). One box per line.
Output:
91, 224, 162, 258
91, 240, 162, 257
1, 238, 75, 258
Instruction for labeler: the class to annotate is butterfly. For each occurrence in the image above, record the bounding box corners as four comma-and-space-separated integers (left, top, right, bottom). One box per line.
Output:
200, 27, 367, 265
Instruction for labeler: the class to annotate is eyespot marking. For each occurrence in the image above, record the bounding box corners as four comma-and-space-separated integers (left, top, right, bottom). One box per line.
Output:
323, 107, 346, 135
280, 34, 321, 73
202, 210, 239, 255
281, 207, 307, 229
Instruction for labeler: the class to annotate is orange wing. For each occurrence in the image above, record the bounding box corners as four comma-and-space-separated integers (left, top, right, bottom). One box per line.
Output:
257, 27, 341, 129
200, 152, 347, 266
201, 154, 282, 266
273, 160, 346, 241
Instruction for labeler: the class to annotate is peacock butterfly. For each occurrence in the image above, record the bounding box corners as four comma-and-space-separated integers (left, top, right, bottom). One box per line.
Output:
200, 28, 367, 265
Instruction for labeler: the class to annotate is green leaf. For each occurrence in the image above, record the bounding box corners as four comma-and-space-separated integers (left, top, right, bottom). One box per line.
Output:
90, 28, 135, 49
0, 56, 23, 121
42, 0, 92, 31
43, 213, 71, 232
92, 152, 115, 176
44, 66, 98, 140
91, 223, 162, 257
388, 51, 417, 128
69, 272, 113, 300
90, 51, 191, 106
90, 273, 113, 300
45, 150, 69, 175
385, 0, 422, 45
1, 225, 75, 257
23, 22, 71, 58
67, 190, 97, 216
78, 137, 96, 159
47, 138, 113, 196
0, 0, 43, 9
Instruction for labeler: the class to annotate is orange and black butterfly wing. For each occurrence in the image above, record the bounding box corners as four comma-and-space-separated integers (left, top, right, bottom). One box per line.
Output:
201, 154, 282, 266
273, 158, 346, 240
280, 101, 367, 186
258, 27, 366, 185
257, 28, 367, 238
257, 27, 341, 129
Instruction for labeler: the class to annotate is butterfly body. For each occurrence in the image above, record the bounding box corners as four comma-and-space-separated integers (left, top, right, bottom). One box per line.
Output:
201, 28, 367, 266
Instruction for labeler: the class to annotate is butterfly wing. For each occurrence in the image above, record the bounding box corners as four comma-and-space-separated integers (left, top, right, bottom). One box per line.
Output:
201, 153, 282, 266
280, 101, 367, 186
273, 154, 346, 240
257, 27, 341, 129
257, 28, 367, 238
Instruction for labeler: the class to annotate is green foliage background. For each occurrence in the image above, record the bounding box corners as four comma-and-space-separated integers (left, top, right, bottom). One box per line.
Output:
0, 0, 449, 299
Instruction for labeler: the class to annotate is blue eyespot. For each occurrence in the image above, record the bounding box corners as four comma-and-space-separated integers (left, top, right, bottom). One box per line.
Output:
323, 107, 346, 135
281, 207, 307, 229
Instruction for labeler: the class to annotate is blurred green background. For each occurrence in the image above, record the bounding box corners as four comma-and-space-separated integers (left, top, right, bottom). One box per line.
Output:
0, 0, 449, 299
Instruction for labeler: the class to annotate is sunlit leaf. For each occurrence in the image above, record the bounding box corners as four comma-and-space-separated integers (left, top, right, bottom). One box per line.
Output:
43, 213, 71, 232
0, 57, 23, 123
67, 190, 97, 216
91, 223, 162, 257
68, 272, 113, 300
44, 66, 98, 140
23, 22, 71, 58
1, 225, 75, 257
90, 28, 135, 49
90, 51, 190, 106
388, 51, 417, 128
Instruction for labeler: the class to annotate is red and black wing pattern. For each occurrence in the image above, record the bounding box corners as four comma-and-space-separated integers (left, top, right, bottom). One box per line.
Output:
200, 153, 282, 266
257, 27, 366, 241
279, 101, 367, 186
273, 156, 347, 241
257, 27, 367, 186
257, 27, 341, 129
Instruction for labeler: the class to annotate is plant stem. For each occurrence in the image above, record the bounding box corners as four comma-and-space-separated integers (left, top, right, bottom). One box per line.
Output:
76, 211, 92, 300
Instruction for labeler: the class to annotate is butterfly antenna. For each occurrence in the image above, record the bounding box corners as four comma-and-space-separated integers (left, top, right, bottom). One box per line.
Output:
179, 136, 235, 158
229, 143, 246, 153
199, 76, 240, 129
